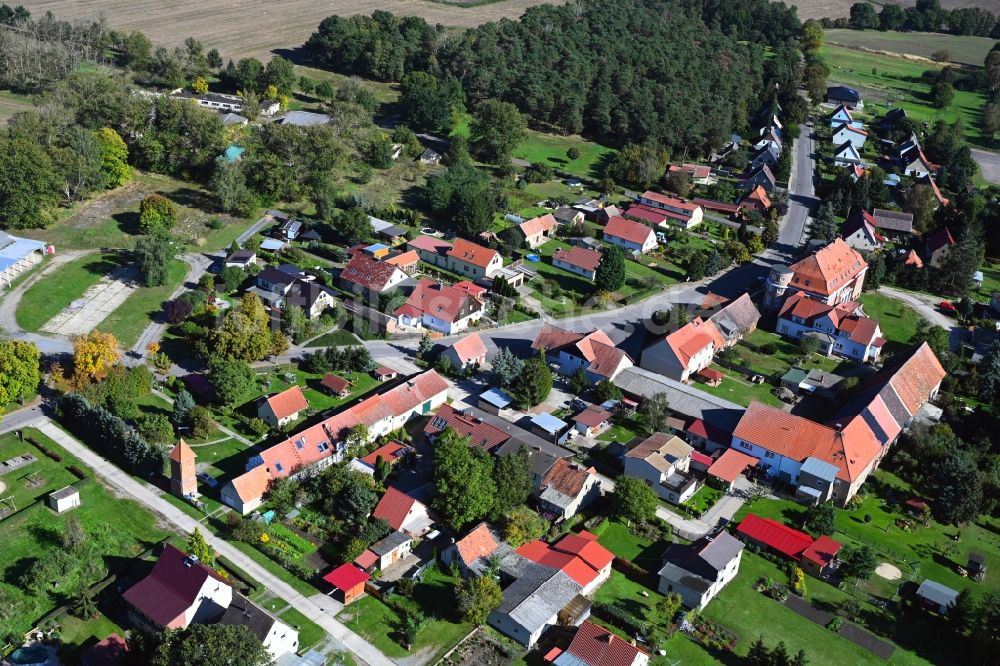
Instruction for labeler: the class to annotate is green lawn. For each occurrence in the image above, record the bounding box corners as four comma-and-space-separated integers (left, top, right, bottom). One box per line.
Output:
820, 44, 991, 148
278, 606, 326, 651
337, 567, 472, 660
593, 520, 665, 570
16, 251, 128, 332
733, 329, 844, 377
825, 29, 995, 67
513, 130, 617, 180
693, 364, 784, 408
0, 88, 33, 123
593, 569, 662, 616
970, 259, 1000, 302
304, 329, 360, 348
597, 421, 639, 444
683, 484, 723, 516
860, 292, 923, 345
0, 427, 170, 642
96, 259, 188, 349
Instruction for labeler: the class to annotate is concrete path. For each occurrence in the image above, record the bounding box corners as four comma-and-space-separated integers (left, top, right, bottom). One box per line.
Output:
150, 388, 255, 447
655, 476, 751, 540
21, 417, 393, 666
876, 286, 955, 332
129, 253, 214, 360
40, 266, 141, 336
971, 148, 1000, 185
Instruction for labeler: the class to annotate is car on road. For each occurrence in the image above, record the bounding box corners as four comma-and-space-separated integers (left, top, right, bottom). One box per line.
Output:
939, 301, 957, 314
570, 398, 587, 411
196, 472, 218, 488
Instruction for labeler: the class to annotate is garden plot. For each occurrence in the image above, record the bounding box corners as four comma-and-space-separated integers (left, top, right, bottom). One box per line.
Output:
40, 266, 140, 336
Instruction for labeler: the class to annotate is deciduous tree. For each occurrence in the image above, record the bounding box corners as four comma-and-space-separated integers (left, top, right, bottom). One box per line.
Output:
206, 358, 256, 408
72, 331, 120, 383
458, 575, 502, 624
504, 505, 546, 547
0, 339, 39, 412
471, 99, 526, 164
186, 527, 214, 563
612, 476, 658, 524
432, 427, 496, 530
138, 194, 178, 234
492, 446, 533, 515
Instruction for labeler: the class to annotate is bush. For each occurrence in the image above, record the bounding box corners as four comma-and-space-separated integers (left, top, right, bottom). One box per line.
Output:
827, 616, 845, 632
28, 437, 62, 462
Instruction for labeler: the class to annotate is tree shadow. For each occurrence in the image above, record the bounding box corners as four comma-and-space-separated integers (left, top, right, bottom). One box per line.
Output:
591, 150, 617, 181
111, 211, 141, 235
163, 187, 218, 215
27, 524, 62, 548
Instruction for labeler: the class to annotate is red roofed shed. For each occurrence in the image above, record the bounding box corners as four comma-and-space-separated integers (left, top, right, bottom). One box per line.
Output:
708, 448, 759, 485
800, 535, 843, 578
736, 514, 813, 560
323, 563, 369, 604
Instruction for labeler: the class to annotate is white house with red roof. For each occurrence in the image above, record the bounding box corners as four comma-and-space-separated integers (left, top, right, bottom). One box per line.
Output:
764, 238, 868, 309
636, 191, 703, 228
668, 163, 714, 186
408, 235, 454, 268
123, 544, 232, 632
447, 238, 503, 279
603, 216, 657, 254
440, 333, 488, 370
372, 486, 432, 536
394, 279, 485, 334
339, 253, 408, 302
518, 214, 559, 248
441, 522, 510, 576
552, 246, 602, 281
223, 370, 449, 514
640, 318, 720, 382
552, 621, 650, 666
531, 324, 633, 382
832, 123, 868, 149
778, 293, 885, 363
257, 385, 309, 427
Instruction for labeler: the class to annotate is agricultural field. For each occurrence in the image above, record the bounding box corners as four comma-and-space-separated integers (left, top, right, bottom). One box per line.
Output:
819, 43, 992, 148
17, 0, 563, 60
790, 1, 1000, 20
825, 28, 995, 66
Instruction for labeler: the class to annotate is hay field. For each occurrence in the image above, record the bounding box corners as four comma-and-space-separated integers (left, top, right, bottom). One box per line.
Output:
17, 0, 561, 60
825, 28, 995, 65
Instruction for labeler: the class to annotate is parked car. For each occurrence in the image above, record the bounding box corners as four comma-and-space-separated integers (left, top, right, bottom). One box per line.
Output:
939, 301, 956, 313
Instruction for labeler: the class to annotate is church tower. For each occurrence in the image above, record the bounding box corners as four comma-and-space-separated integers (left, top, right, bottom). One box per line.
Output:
169, 439, 198, 498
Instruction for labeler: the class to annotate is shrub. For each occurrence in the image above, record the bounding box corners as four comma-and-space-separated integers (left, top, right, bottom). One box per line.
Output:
827, 616, 844, 632
863, 513, 872, 523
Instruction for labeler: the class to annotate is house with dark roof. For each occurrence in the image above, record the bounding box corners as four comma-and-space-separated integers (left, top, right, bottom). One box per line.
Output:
123, 544, 232, 632
224, 249, 257, 269
828, 104, 853, 128
532, 324, 633, 382
220, 593, 299, 660
739, 164, 776, 192
537, 458, 602, 520
833, 141, 863, 167
877, 107, 907, 131
827, 85, 862, 109
367, 530, 413, 570
840, 209, 884, 252
916, 579, 960, 614
603, 216, 657, 254
487, 562, 587, 646
872, 208, 914, 240
777, 292, 885, 363
424, 403, 511, 453
623, 433, 698, 504
750, 143, 780, 170
924, 227, 955, 268
658, 531, 744, 609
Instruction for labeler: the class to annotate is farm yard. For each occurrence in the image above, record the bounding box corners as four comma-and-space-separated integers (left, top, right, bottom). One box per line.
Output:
16, 0, 565, 60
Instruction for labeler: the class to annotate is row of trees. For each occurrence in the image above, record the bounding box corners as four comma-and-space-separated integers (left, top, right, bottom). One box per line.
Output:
839, 1, 1000, 38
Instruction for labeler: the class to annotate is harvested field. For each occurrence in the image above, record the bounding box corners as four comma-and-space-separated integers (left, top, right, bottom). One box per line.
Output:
825, 28, 995, 66
791, 0, 1000, 19
18, 0, 562, 61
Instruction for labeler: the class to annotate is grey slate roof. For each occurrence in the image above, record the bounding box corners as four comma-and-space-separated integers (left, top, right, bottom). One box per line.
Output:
800, 456, 839, 483
49, 485, 78, 500
614, 366, 743, 433
917, 579, 959, 608
494, 564, 582, 634
659, 532, 743, 592
369, 530, 411, 556
219, 592, 278, 642
279, 111, 330, 127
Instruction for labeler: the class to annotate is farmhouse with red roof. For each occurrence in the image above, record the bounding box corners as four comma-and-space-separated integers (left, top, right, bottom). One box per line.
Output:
339, 253, 408, 302
603, 216, 657, 254
446, 238, 503, 279
777, 292, 886, 364
551, 621, 650, 666
764, 238, 868, 310
123, 544, 232, 632
257, 385, 309, 427
636, 190, 703, 228
515, 531, 613, 594
440, 332, 488, 370
532, 324, 633, 381
552, 246, 603, 281
372, 486, 432, 536
424, 403, 511, 453
394, 279, 485, 334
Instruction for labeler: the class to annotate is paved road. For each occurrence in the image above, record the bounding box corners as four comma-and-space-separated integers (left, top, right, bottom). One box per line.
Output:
971, 148, 1000, 185
237, 214, 276, 246
779, 121, 817, 247
12, 416, 393, 666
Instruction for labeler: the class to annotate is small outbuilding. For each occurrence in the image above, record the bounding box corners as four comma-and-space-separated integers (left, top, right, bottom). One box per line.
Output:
478, 388, 513, 415
47, 485, 81, 514
530, 412, 570, 444
799, 535, 842, 579
916, 579, 959, 614
323, 564, 369, 605
374, 366, 398, 382
968, 552, 987, 582
320, 374, 353, 397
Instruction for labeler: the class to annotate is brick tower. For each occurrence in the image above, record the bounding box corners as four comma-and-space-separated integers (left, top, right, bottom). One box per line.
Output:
169, 439, 198, 498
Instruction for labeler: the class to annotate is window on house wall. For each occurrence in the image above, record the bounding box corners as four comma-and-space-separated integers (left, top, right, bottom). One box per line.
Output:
738, 441, 752, 450
764, 451, 775, 459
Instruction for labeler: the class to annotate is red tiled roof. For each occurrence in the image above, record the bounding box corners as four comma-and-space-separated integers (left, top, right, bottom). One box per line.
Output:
734, 402, 882, 482
395, 279, 483, 324
263, 385, 309, 420
604, 216, 655, 245
385, 250, 419, 268
320, 374, 352, 394
360, 441, 409, 466
169, 439, 196, 464
453, 280, 487, 297
692, 198, 742, 214
573, 406, 612, 428
532, 323, 585, 352
564, 621, 647, 666
640, 190, 700, 211
736, 514, 813, 559
669, 164, 711, 180
80, 633, 128, 666
519, 214, 559, 238
698, 367, 724, 382
515, 532, 613, 587
341, 253, 403, 291
354, 549, 378, 569
623, 204, 670, 225
691, 450, 713, 467
553, 246, 602, 273
707, 448, 758, 483
372, 486, 423, 531
904, 250, 924, 268
424, 404, 511, 452
448, 333, 488, 364
408, 235, 453, 254
887, 342, 947, 415
454, 522, 501, 567
123, 544, 230, 628
664, 318, 716, 367
447, 238, 499, 269
375, 366, 398, 377
229, 464, 270, 503
788, 238, 867, 297
323, 563, 369, 591
802, 535, 842, 568
553, 531, 614, 571
742, 185, 772, 209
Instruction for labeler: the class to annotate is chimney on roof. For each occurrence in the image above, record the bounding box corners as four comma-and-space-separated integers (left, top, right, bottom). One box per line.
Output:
834, 423, 843, 431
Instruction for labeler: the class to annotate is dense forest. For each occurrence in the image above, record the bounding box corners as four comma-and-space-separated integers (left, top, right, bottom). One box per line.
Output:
306, 0, 802, 154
